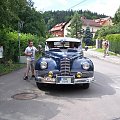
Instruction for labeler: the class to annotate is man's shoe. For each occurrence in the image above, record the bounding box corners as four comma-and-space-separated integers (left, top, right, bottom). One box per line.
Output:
32, 75, 35, 78
24, 76, 28, 80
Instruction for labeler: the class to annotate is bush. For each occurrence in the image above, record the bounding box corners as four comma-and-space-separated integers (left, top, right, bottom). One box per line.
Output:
106, 34, 120, 54
0, 63, 25, 76
0, 29, 45, 62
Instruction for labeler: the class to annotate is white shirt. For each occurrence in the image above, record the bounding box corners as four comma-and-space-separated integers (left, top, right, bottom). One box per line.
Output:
25, 46, 38, 61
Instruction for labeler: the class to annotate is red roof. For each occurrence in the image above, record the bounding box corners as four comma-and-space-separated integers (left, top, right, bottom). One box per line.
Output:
50, 16, 104, 33
81, 17, 101, 27
95, 17, 111, 25
50, 22, 67, 32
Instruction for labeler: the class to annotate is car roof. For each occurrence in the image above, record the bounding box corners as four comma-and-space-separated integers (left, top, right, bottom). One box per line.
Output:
46, 37, 81, 42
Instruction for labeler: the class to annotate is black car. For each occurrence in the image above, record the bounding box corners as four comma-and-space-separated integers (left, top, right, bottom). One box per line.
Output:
35, 37, 94, 89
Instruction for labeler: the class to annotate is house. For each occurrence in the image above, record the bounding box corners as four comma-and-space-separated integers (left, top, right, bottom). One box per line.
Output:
64, 16, 102, 37
94, 17, 113, 26
49, 22, 68, 37
50, 16, 113, 38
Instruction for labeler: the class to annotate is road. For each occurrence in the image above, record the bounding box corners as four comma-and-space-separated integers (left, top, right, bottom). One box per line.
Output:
0, 54, 120, 120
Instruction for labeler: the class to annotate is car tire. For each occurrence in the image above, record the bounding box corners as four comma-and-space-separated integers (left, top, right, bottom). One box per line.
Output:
36, 82, 46, 90
82, 83, 90, 89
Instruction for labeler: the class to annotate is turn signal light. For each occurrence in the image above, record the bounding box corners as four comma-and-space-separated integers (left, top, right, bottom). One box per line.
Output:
76, 72, 82, 78
48, 71, 53, 78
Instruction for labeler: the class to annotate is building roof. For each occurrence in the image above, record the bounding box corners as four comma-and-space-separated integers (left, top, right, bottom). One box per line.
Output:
81, 17, 102, 27
50, 16, 112, 32
50, 22, 67, 32
94, 17, 111, 25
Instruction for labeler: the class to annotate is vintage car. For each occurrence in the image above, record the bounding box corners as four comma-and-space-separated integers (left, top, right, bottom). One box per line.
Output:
35, 37, 94, 89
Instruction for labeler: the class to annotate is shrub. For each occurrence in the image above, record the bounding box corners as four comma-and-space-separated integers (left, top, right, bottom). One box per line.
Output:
106, 34, 120, 54
0, 29, 45, 62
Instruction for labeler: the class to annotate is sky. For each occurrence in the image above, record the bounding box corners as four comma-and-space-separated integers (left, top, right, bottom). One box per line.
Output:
32, 0, 120, 17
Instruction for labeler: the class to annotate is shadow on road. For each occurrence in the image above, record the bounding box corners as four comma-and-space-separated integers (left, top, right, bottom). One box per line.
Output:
37, 71, 116, 99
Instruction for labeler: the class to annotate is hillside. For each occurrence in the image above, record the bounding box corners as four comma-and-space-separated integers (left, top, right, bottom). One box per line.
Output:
43, 10, 108, 30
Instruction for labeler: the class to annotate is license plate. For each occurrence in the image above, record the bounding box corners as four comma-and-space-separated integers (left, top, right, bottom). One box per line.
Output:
57, 77, 73, 84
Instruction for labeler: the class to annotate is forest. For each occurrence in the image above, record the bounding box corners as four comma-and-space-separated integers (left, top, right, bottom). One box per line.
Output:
43, 10, 107, 30
0, 0, 108, 33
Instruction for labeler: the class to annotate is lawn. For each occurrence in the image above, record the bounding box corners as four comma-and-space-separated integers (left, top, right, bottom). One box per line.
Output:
0, 63, 25, 76
95, 48, 119, 56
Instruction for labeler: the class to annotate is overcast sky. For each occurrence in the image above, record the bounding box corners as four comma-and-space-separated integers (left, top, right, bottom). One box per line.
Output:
32, 0, 120, 17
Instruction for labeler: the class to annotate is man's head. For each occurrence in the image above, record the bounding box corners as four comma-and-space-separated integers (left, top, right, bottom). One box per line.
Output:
28, 40, 33, 47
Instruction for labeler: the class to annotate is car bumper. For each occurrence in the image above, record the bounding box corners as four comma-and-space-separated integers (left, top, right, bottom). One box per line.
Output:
35, 76, 94, 84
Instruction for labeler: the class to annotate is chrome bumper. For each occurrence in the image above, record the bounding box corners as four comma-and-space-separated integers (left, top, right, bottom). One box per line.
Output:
35, 76, 94, 84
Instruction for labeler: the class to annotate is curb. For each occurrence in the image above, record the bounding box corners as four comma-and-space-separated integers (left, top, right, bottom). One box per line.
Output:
84, 49, 120, 65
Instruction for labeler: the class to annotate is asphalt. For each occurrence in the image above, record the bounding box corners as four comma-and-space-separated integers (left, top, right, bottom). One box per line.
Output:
84, 48, 120, 65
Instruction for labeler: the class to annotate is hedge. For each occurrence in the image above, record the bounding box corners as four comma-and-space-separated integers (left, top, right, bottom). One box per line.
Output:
106, 34, 120, 54
0, 29, 45, 62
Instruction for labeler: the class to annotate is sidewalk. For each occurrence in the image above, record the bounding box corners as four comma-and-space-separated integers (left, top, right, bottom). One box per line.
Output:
84, 48, 120, 65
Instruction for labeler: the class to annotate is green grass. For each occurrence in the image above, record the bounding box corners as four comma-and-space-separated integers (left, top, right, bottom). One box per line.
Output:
0, 63, 25, 76
95, 48, 104, 53
95, 48, 118, 56
88, 46, 96, 49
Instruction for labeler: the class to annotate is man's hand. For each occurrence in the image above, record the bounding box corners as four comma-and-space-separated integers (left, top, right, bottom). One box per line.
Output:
26, 52, 32, 56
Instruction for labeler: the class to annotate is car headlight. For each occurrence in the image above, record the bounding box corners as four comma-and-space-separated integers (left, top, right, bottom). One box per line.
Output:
82, 62, 90, 70
40, 61, 47, 69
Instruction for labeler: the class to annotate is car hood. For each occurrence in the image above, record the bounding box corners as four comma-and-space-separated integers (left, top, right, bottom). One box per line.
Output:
45, 51, 82, 59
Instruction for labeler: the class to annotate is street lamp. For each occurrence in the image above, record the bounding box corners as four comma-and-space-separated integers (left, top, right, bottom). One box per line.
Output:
18, 21, 24, 63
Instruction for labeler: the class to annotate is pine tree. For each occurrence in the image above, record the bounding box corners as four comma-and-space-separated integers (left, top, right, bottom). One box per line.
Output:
67, 12, 82, 39
83, 26, 93, 46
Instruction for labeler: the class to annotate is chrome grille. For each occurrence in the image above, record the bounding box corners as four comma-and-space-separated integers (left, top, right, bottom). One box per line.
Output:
60, 58, 70, 76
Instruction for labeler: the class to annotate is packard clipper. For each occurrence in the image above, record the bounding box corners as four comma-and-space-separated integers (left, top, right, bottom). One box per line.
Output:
35, 37, 94, 89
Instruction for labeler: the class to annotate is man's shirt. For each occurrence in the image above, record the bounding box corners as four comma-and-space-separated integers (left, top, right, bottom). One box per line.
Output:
25, 46, 38, 61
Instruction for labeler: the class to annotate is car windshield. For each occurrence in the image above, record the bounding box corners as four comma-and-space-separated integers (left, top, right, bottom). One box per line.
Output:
46, 41, 82, 52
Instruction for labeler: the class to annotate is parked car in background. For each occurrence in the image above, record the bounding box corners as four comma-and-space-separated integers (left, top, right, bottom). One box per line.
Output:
35, 37, 94, 89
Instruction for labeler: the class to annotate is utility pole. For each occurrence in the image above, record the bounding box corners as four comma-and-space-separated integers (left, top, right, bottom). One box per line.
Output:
18, 21, 24, 63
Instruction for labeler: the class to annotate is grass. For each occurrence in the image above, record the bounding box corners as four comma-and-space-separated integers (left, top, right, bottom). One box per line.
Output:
0, 53, 41, 76
95, 48, 119, 56
88, 46, 95, 49
95, 48, 104, 53
0, 63, 25, 76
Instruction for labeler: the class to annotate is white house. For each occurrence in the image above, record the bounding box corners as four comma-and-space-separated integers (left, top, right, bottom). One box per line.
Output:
64, 16, 102, 38
50, 16, 113, 38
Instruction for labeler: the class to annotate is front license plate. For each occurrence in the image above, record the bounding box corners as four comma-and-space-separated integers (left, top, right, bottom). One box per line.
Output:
57, 77, 74, 84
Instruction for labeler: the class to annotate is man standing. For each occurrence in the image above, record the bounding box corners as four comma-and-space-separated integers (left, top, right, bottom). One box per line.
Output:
106, 40, 109, 56
24, 40, 38, 80
102, 39, 109, 57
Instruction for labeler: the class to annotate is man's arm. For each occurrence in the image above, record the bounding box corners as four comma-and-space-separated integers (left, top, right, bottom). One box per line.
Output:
35, 47, 39, 52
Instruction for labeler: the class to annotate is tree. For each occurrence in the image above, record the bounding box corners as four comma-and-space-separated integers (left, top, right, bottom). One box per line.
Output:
67, 12, 82, 38
47, 18, 55, 30
20, 7, 46, 37
0, 0, 46, 37
113, 6, 120, 24
0, 0, 27, 28
83, 26, 93, 46
43, 10, 107, 28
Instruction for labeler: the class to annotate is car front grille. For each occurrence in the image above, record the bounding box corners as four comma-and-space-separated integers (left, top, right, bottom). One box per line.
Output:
60, 58, 70, 76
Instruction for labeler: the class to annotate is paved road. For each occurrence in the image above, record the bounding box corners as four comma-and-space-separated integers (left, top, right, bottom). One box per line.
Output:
0, 54, 120, 120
